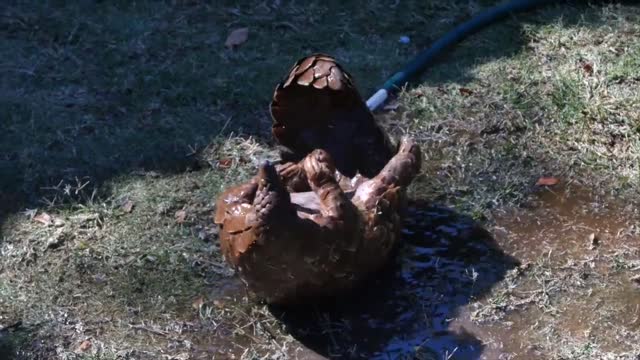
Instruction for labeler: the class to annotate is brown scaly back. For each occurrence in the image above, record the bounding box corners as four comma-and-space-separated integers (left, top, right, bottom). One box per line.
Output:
270, 54, 396, 178
270, 54, 361, 145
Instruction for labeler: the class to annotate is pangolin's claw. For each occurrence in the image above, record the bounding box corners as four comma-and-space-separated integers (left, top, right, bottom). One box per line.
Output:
302, 149, 337, 190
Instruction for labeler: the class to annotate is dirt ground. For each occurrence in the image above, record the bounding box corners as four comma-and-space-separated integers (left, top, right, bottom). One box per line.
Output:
1, 1, 639, 359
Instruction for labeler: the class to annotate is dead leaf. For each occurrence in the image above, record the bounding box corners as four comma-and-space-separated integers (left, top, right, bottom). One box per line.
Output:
34, 213, 52, 226
459, 87, 473, 96
581, 62, 594, 76
218, 158, 233, 169
535, 176, 559, 186
225, 28, 249, 49
175, 210, 187, 224
213, 299, 224, 308
122, 200, 134, 213
192, 296, 205, 310
77, 340, 92, 352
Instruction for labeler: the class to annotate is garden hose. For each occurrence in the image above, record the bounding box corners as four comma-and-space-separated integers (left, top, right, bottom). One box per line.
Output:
366, 0, 557, 111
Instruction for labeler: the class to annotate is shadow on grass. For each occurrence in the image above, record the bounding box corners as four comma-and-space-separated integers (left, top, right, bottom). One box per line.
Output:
270, 202, 519, 359
0, 1, 616, 226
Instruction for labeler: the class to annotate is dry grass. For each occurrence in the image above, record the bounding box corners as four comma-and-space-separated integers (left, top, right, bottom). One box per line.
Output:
2, 1, 640, 359
394, 3, 640, 219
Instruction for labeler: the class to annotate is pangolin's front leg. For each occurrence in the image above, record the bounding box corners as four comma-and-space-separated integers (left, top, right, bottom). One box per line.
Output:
301, 149, 360, 231
215, 161, 296, 267
352, 136, 421, 210
275, 161, 309, 192
249, 161, 297, 242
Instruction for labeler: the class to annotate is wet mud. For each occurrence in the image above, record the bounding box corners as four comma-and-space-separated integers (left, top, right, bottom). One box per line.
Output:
200, 186, 639, 359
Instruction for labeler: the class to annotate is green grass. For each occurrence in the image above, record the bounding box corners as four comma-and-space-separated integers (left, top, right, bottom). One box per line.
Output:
2, 1, 640, 359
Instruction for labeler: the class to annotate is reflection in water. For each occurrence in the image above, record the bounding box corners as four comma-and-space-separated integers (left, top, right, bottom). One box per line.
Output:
271, 203, 519, 359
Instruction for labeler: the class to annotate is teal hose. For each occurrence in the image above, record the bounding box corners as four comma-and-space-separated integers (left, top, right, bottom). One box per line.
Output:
367, 0, 558, 111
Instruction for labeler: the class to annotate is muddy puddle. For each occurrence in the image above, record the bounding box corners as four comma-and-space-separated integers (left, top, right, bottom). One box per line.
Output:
199, 186, 638, 359
494, 186, 638, 262
474, 186, 640, 357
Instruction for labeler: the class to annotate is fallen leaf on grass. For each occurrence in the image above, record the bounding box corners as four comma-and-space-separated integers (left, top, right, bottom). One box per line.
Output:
459, 87, 473, 96
581, 62, 594, 76
225, 28, 249, 49
175, 210, 187, 224
218, 158, 233, 169
535, 176, 559, 186
76, 340, 92, 352
33, 212, 52, 226
121, 200, 134, 213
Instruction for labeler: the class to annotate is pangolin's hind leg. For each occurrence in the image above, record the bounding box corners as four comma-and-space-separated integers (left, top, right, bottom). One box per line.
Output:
352, 136, 421, 210
350, 137, 422, 269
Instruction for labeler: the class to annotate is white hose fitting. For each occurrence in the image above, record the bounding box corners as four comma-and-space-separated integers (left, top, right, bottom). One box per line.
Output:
366, 89, 389, 112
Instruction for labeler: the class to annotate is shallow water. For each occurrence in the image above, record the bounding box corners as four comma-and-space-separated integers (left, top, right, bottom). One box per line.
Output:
494, 186, 638, 261
477, 186, 640, 357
